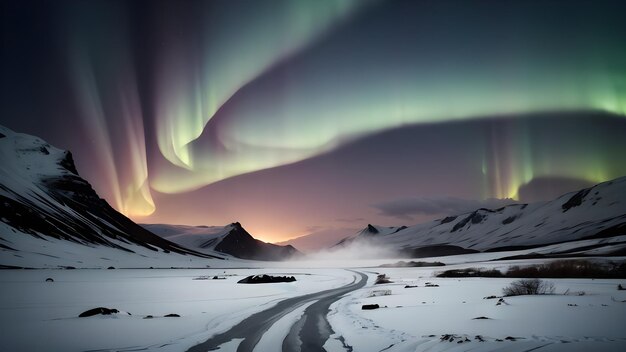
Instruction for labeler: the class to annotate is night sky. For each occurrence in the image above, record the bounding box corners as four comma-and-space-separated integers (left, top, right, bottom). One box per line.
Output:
2, 0, 626, 242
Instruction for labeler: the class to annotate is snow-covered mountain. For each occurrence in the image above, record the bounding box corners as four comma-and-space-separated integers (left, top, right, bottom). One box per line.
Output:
0, 125, 220, 268
342, 178, 626, 257
144, 223, 301, 261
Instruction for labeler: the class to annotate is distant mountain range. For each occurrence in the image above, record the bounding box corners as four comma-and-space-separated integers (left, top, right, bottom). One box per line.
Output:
1, 124, 624, 267
143, 223, 300, 261
0, 125, 296, 267
337, 178, 626, 258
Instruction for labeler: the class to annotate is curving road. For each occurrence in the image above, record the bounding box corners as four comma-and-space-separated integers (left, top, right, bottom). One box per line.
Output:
186, 270, 368, 352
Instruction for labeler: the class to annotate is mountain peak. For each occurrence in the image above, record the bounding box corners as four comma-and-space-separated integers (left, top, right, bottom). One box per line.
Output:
366, 224, 379, 233
0, 124, 217, 266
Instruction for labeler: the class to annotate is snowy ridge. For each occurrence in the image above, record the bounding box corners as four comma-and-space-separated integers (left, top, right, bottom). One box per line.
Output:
333, 224, 406, 247
348, 177, 626, 257
0, 125, 220, 268
144, 222, 301, 261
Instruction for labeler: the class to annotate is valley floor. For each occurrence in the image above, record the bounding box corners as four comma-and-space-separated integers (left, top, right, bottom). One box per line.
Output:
1, 256, 626, 351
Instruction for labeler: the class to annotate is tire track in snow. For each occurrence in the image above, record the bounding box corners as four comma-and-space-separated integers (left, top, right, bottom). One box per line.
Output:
186, 270, 368, 352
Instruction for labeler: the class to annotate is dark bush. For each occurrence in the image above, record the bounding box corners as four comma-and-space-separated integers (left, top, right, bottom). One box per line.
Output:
436, 268, 503, 278
503, 279, 555, 296
507, 260, 626, 278
436, 260, 626, 279
380, 261, 445, 268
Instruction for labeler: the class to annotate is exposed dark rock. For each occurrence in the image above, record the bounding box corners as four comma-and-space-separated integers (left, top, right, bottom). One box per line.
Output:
390, 225, 408, 234
107, 266, 115, 270
471, 212, 486, 224
440, 216, 457, 224
361, 304, 380, 310
45, 278, 54, 282
472, 316, 491, 320
78, 307, 120, 317
237, 274, 296, 284
366, 224, 379, 234
404, 285, 418, 288
59, 151, 79, 175
143, 315, 154, 319
502, 216, 517, 225
581, 221, 626, 240
164, 314, 180, 317
425, 282, 439, 287
562, 188, 592, 212
375, 274, 392, 284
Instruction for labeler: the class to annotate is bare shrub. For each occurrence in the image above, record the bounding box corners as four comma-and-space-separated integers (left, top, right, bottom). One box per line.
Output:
436, 268, 503, 278
507, 260, 626, 278
502, 278, 555, 296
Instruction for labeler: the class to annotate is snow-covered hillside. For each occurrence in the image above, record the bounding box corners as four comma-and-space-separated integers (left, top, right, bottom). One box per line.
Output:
0, 125, 220, 268
144, 223, 301, 261
344, 178, 626, 257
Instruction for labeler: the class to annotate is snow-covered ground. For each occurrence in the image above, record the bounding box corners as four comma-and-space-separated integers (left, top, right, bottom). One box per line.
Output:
1, 256, 625, 352
328, 263, 626, 352
0, 268, 354, 351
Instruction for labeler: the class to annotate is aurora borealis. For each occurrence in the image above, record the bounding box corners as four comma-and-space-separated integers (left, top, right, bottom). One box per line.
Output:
2, 0, 626, 242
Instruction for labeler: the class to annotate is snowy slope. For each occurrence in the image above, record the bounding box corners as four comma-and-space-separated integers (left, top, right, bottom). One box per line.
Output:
334, 224, 408, 247
144, 223, 301, 261
346, 178, 626, 256
0, 125, 221, 268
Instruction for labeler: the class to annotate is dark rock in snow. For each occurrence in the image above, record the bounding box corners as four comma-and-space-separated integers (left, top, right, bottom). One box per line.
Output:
472, 316, 491, 320
361, 304, 380, 310
107, 266, 115, 270
375, 274, 392, 284
164, 314, 180, 317
237, 274, 296, 284
440, 216, 457, 224
143, 315, 154, 319
79, 307, 120, 317
562, 188, 591, 212
45, 278, 54, 282
502, 216, 517, 225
